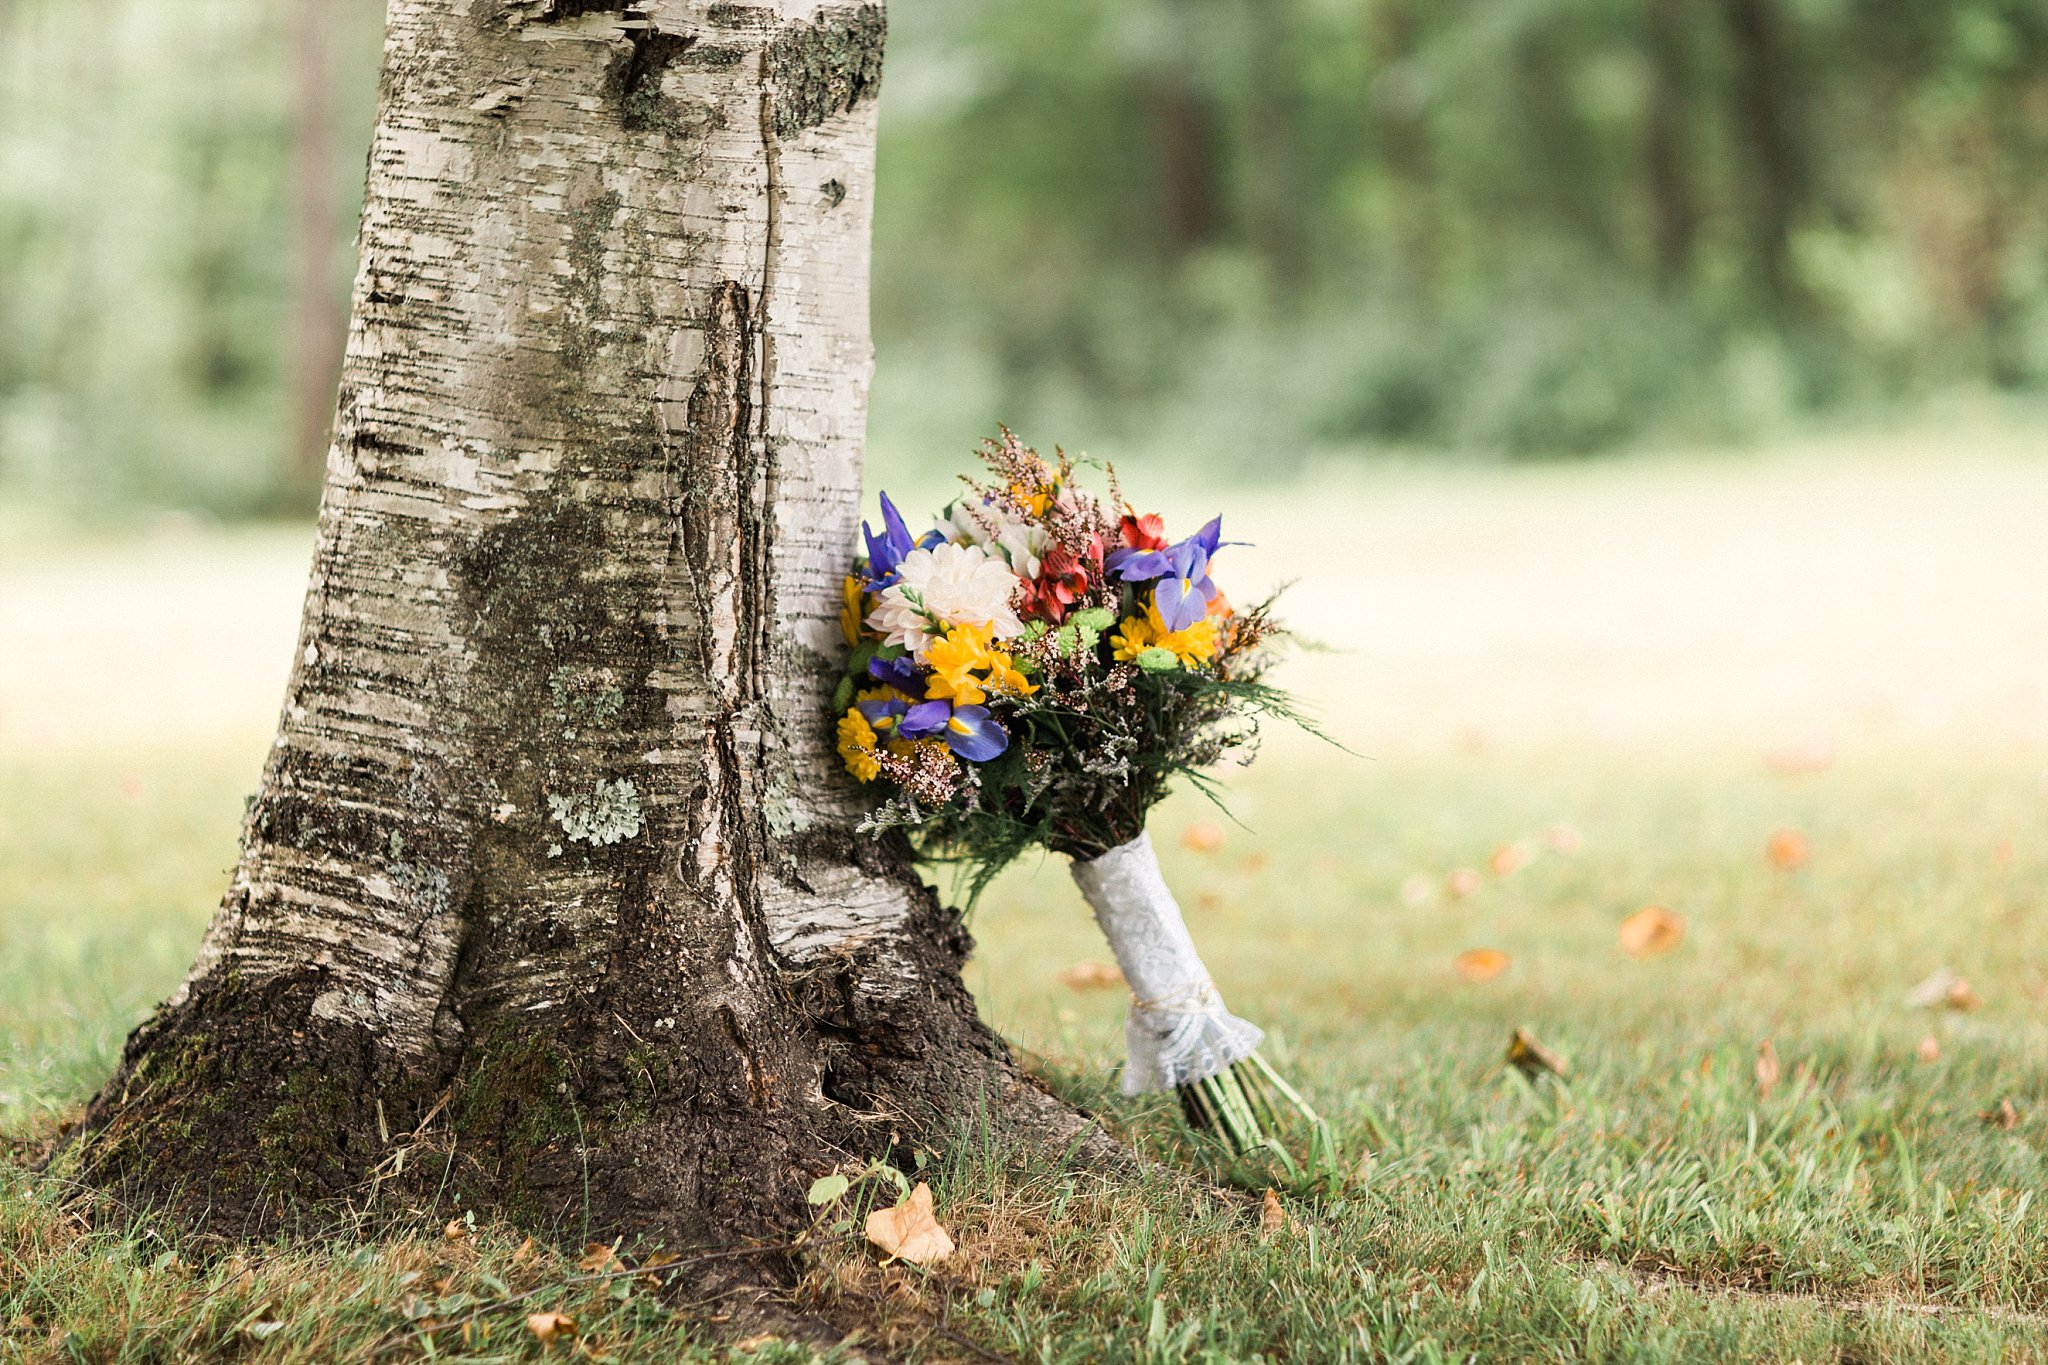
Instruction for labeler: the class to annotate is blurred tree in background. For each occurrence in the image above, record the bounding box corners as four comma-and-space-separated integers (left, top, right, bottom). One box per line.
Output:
3, 0, 2046, 516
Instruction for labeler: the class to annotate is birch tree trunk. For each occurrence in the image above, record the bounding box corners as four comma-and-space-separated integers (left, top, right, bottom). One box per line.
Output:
79, 0, 1087, 1243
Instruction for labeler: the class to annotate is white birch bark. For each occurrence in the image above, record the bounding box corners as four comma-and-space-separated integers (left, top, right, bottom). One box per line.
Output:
172, 0, 909, 1058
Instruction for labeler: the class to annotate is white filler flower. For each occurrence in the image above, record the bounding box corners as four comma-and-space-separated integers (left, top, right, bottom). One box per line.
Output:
867, 541, 1025, 658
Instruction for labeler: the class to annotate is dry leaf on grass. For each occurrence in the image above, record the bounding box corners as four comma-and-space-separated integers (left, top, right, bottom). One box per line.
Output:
1766, 829, 1810, 870
511, 1236, 539, 1266
1056, 960, 1124, 990
1916, 1034, 1941, 1063
577, 1243, 622, 1274
526, 1311, 576, 1345
1905, 968, 1980, 1012
1454, 948, 1510, 982
734, 1335, 782, 1352
1981, 1098, 2020, 1130
442, 1218, 471, 1242
1754, 1039, 1781, 1097
1259, 1188, 1286, 1236
864, 1182, 954, 1265
1507, 1027, 1567, 1080
1618, 906, 1685, 958
1446, 868, 1483, 899
1181, 822, 1224, 853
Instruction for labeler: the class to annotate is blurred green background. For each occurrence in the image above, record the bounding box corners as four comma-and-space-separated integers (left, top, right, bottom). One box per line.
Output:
3, 0, 2047, 517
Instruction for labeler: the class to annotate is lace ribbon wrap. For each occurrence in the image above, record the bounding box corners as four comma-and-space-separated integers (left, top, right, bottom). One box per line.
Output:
1069, 831, 1264, 1094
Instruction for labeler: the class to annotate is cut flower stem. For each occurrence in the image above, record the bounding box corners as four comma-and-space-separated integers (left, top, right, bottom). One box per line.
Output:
1177, 1051, 1328, 1174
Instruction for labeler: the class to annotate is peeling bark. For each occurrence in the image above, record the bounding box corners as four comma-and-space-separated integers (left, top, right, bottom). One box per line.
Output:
75, 0, 1096, 1245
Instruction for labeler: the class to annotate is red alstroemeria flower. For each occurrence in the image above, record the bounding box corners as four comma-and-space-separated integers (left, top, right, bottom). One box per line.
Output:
1023, 543, 1093, 623
1120, 511, 1169, 553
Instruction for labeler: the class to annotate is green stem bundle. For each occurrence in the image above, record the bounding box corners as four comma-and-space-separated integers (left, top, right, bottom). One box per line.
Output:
1176, 1051, 1327, 1170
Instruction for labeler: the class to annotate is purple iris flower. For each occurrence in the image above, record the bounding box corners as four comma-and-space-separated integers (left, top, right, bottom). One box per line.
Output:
861, 492, 917, 589
1152, 537, 1220, 632
857, 693, 912, 735
867, 653, 923, 694
1107, 515, 1230, 594
897, 700, 1009, 762
1105, 545, 1171, 582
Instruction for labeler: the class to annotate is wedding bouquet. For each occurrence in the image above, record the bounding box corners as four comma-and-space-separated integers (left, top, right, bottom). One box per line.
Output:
832, 430, 1319, 1155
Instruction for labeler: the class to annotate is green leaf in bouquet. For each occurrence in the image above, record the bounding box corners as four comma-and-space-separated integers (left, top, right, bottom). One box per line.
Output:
830, 675, 854, 714
978, 747, 1028, 794
1136, 647, 1181, 673
1053, 624, 1081, 655
1021, 620, 1049, 643
874, 642, 906, 661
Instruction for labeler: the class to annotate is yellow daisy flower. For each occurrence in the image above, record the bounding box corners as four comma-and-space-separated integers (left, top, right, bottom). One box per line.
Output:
836, 708, 881, 782
1110, 615, 1153, 662
1144, 601, 1219, 666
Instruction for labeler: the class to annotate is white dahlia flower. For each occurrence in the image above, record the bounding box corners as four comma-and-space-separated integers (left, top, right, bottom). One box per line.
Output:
867, 541, 1025, 659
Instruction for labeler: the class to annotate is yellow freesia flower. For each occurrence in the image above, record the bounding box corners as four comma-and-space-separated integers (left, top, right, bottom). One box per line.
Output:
983, 648, 1037, 696
836, 708, 881, 782
923, 623, 996, 705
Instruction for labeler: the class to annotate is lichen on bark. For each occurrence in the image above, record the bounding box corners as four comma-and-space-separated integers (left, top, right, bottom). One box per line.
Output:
763, 5, 884, 138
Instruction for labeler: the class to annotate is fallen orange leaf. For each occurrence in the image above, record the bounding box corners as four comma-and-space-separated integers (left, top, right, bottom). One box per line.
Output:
1181, 822, 1224, 853
1766, 829, 1809, 870
865, 1182, 954, 1265
1905, 968, 1980, 1012
1981, 1098, 2020, 1130
1259, 1187, 1286, 1236
1056, 960, 1124, 991
1454, 948, 1510, 982
526, 1311, 575, 1345
1489, 843, 1528, 876
1754, 1039, 1781, 1097
1506, 1027, 1566, 1079
1618, 906, 1685, 958
577, 1243, 622, 1274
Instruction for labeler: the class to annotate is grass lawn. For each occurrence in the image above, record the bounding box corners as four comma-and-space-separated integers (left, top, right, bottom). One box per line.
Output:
4, 419, 2047, 1361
